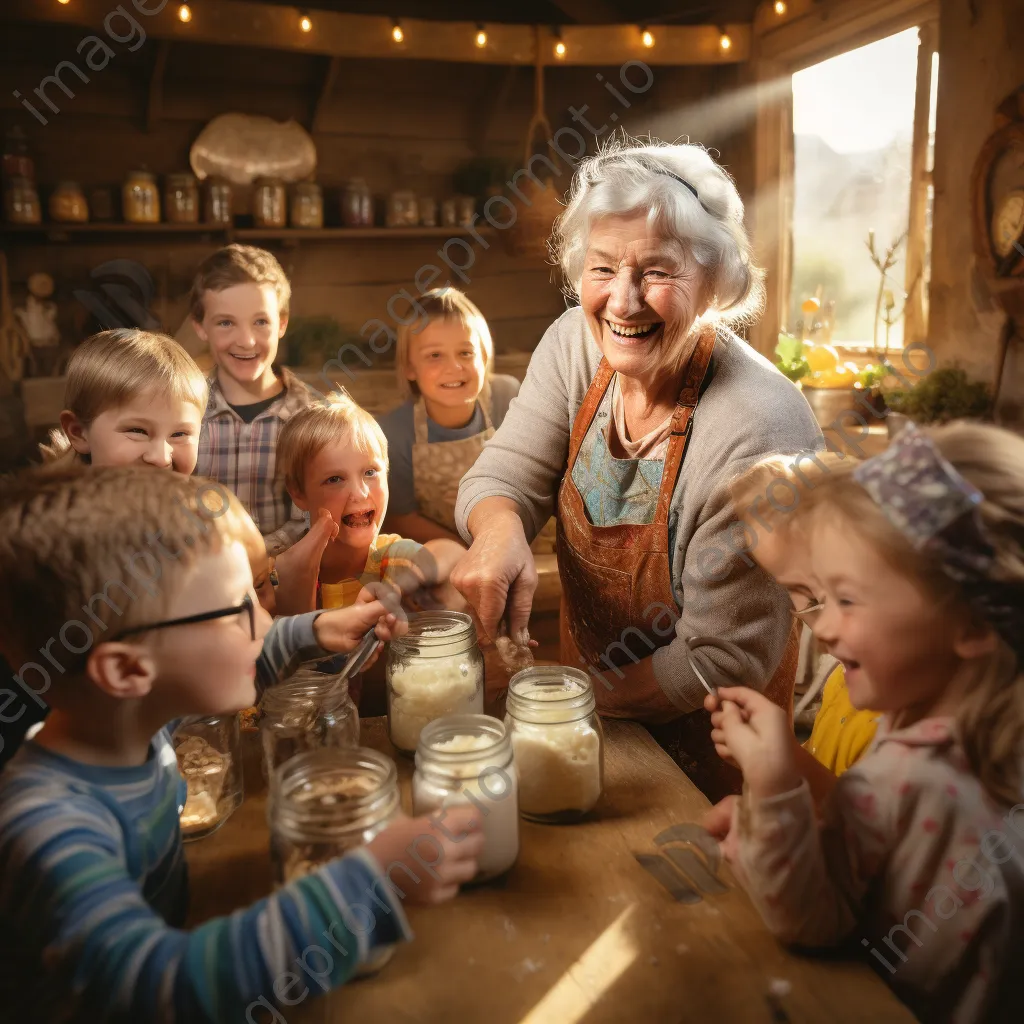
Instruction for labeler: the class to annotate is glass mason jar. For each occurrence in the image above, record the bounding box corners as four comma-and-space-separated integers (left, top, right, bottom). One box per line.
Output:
164, 172, 199, 224
204, 176, 233, 226
268, 747, 401, 974
456, 194, 476, 227
440, 197, 458, 228
341, 179, 373, 227
122, 170, 160, 224
290, 181, 323, 229
505, 666, 604, 822
419, 195, 437, 227
386, 611, 484, 755
253, 177, 286, 229
260, 660, 360, 779
49, 181, 88, 223
385, 190, 418, 227
173, 714, 244, 841
4, 177, 41, 225
413, 714, 518, 881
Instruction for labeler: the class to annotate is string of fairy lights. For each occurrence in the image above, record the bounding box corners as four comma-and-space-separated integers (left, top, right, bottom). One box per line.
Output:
54, 2, 793, 55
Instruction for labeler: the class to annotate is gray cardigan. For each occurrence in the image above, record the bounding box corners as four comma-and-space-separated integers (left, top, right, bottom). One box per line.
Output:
455, 306, 823, 714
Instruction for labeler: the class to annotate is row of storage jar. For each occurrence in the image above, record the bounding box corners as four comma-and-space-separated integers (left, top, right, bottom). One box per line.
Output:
175, 611, 604, 895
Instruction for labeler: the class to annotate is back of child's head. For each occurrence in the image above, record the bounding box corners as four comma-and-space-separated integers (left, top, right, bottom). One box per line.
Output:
188, 244, 291, 323
730, 449, 849, 541
41, 329, 208, 463
395, 287, 493, 402
0, 463, 255, 678
278, 393, 388, 497
800, 421, 1024, 805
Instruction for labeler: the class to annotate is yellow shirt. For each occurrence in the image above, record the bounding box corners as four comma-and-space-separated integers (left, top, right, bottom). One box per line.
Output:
803, 665, 882, 775
319, 533, 424, 609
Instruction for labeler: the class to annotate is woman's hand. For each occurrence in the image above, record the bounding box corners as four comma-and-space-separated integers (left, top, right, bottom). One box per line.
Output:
273, 509, 339, 615
450, 502, 537, 643
708, 686, 801, 799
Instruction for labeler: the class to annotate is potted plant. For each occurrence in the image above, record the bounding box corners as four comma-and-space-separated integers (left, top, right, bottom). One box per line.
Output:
884, 365, 992, 437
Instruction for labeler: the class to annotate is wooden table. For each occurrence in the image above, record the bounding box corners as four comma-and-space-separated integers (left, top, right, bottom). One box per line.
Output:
186, 719, 914, 1024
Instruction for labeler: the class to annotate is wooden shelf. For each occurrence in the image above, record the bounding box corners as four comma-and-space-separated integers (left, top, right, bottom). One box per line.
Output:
0, 224, 494, 244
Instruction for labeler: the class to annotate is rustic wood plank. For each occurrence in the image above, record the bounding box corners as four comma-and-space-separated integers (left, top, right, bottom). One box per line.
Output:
146, 40, 171, 134
185, 718, 914, 1024
310, 56, 342, 136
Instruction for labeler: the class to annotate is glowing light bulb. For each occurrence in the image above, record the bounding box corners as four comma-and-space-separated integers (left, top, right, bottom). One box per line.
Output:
178, 3, 192, 22
300, 14, 312, 32
774, 1, 788, 14
719, 32, 732, 51
58, 0, 71, 6
554, 40, 566, 58
392, 22, 404, 43
475, 28, 487, 48
641, 29, 655, 48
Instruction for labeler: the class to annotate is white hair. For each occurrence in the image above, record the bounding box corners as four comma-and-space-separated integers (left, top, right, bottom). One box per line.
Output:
550, 135, 764, 328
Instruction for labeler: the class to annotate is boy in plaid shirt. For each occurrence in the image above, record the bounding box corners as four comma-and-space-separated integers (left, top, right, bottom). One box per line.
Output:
191, 244, 318, 557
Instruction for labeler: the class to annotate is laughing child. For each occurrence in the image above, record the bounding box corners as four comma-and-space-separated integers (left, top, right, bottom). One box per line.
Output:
278, 393, 465, 612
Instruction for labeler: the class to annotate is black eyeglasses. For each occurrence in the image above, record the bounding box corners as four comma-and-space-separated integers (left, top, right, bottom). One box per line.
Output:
111, 593, 256, 641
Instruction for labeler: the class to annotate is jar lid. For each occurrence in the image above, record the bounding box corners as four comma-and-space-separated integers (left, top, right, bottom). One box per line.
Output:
506, 666, 596, 722
255, 176, 284, 186
294, 181, 322, 193
166, 172, 196, 186
389, 610, 476, 656
127, 170, 156, 181
54, 181, 82, 190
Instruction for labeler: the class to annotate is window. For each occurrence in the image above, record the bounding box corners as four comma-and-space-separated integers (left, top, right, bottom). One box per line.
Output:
789, 28, 937, 349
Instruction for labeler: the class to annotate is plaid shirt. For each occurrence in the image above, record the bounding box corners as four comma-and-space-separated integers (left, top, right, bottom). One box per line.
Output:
196, 367, 318, 555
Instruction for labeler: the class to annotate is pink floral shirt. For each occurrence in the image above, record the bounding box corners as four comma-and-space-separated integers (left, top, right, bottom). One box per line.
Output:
728, 717, 1024, 1023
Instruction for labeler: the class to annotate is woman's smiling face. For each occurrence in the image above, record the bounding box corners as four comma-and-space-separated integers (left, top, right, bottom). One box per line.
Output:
579, 213, 711, 383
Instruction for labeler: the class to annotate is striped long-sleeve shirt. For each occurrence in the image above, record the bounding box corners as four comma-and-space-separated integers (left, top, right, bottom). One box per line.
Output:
0, 612, 411, 1024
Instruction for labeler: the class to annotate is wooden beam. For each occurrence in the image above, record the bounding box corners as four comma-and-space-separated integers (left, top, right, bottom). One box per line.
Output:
548, 1, 621, 23
468, 65, 519, 155
903, 17, 938, 346
309, 55, 341, 135
145, 39, 171, 134
4, 0, 750, 66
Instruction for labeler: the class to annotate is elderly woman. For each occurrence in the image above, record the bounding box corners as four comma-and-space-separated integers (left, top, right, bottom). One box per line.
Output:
452, 141, 822, 799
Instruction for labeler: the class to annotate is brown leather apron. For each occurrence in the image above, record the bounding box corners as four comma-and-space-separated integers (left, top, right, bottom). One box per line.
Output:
556, 327, 798, 802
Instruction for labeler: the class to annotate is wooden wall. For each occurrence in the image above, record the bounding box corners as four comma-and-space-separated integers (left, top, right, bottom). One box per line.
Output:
0, 18, 756, 368
928, 0, 1024, 379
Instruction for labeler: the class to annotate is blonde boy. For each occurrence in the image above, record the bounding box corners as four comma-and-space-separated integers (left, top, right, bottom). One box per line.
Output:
278, 394, 466, 611
0, 465, 481, 1022
190, 244, 317, 555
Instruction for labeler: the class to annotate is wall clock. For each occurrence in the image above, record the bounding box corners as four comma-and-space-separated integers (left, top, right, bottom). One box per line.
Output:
972, 122, 1024, 277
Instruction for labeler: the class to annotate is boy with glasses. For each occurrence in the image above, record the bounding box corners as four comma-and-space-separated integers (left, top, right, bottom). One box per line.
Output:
0, 464, 482, 1023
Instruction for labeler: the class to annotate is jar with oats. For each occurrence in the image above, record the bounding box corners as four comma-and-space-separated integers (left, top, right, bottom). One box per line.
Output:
165, 172, 199, 224
173, 714, 244, 840
268, 747, 401, 974
253, 177, 286, 229
259, 660, 359, 780
49, 182, 88, 224
505, 666, 603, 822
386, 611, 484, 755
290, 181, 323, 229
122, 170, 160, 224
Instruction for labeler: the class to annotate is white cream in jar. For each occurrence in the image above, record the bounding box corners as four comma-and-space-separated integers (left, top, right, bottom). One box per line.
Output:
387, 612, 484, 753
412, 717, 519, 881
505, 667, 604, 821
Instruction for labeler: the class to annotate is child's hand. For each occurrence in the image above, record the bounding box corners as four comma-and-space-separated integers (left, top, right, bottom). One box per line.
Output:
710, 686, 800, 799
365, 807, 484, 905
274, 509, 339, 615
701, 794, 738, 841
313, 585, 406, 655
703, 691, 741, 768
